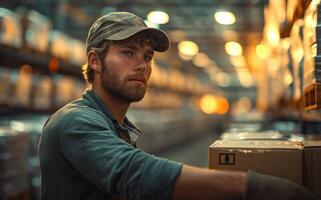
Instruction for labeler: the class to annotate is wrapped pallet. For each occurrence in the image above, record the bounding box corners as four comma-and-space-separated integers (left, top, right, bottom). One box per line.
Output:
0, 127, 29, 199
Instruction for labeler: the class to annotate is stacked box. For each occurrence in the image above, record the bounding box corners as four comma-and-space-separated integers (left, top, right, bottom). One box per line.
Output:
27, 129, 41, 199
0, 127, 29, 199
313, 55, 321, 82
25, 10, 52, 53
27, 123, 43, 199
303, 0, 321, 88
317, 3, 321, 54
0, 66, 12, 106
10, 118, 47, 199
0, 8, 23, 48
32, 75, 53, 110
208, 134, 321, 196
208, 140, 304, 185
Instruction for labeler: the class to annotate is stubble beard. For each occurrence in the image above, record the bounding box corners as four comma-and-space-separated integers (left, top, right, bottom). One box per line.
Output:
100, 63, 147, 103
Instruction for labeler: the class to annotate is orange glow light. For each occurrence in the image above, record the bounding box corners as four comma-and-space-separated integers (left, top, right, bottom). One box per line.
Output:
216, 97, 229, 114
200, 95, 229, 115
200, 94, 218, 114
49, 57, 59, 72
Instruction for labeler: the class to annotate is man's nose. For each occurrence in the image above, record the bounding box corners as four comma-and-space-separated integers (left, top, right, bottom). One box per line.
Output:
134, 57, 147, 71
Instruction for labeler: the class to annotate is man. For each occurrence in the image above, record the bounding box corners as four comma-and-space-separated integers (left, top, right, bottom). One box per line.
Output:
39, 12, 318, 200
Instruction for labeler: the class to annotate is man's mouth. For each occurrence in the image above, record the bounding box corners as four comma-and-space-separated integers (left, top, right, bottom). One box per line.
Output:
127, 76, 147, 84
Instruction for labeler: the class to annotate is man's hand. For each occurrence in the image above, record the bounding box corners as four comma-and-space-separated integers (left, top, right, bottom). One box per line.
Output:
245, 170, 319, 200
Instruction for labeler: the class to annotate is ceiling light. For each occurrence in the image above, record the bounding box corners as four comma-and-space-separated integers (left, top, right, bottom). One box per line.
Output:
230, 55, 246, 67
214, 11, 236, 25
178, 40, 199, 56
205, 66, 221, 75
256, 44, 270, 59
144, 20, 159, 28
193, 53, 211, 67
238, 72, 253, 87
225, 41, 243, 56
214, 72, 231, 87
284, 73, 293, 85
178, 51, 194, 61
147, 11, 169, 24
266, 25, 280, 46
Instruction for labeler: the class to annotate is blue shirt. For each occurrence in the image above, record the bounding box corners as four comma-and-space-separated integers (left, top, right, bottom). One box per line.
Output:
39, 90, 182, 200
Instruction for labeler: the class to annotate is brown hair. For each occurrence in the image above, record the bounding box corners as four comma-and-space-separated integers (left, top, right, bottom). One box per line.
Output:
82, 31, 156, 83
82, 41, 112, 83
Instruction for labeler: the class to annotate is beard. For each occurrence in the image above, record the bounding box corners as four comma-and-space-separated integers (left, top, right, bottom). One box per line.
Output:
100, 63, 148, 103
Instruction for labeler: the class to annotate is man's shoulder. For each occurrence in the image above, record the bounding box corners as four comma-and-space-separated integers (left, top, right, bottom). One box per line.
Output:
58, 102, 107, 122
47, 99, 111, 130
42, 99, 118, 143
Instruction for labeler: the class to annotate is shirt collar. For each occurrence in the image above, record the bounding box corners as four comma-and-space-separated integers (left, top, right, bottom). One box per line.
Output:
82, 89, 141, 138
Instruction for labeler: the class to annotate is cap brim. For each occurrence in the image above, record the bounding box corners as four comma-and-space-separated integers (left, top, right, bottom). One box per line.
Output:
107, 27, 170, 52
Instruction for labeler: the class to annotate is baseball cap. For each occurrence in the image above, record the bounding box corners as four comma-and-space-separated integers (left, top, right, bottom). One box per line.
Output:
86, 12, 170, 53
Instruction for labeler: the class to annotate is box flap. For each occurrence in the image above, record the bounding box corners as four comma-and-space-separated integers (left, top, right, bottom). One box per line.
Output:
210, 140, 304, 150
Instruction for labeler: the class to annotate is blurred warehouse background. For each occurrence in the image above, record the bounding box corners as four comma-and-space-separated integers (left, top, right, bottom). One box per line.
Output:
1, 0, 321, 199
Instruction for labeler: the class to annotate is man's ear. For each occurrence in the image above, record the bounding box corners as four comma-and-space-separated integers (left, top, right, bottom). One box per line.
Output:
87, 51, 102, 73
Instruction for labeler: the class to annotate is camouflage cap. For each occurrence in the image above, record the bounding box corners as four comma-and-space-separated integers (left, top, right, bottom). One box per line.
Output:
86, 12, 170, 53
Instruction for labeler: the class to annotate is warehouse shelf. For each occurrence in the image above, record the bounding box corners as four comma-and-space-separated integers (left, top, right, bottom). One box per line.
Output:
0, 44, 82, 77
304, 83, 321, 110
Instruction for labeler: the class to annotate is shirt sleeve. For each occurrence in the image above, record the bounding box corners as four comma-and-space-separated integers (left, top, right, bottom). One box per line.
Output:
57, 108, 182, 200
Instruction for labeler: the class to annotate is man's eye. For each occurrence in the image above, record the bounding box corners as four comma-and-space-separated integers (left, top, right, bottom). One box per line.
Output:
122, 51, 134, 57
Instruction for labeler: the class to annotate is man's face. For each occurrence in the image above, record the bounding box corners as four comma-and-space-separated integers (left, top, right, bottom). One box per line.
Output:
100, 40, 154, 102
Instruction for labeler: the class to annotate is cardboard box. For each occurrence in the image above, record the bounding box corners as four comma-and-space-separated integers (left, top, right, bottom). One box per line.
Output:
220, 131, 284, 140
220, 131, 305, 142
208, 140, 304, 185
304, 140, 321, 196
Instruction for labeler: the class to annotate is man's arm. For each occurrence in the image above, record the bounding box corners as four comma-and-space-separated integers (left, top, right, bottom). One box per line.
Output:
172, 165, 246, 200
172, 165, 319, 200
56, 108, 182, 200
